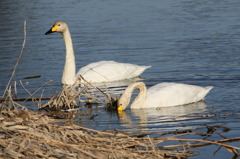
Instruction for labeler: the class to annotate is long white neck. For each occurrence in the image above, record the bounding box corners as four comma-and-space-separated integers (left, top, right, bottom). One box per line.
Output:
119, 82, 147, 110
61, 27, 76, 85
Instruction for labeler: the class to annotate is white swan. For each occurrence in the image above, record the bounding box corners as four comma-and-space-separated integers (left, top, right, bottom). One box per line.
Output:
118, 82, 213, 110
45, 21, 151, 85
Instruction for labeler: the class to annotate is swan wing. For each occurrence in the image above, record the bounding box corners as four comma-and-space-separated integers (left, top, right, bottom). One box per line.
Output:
145, 82, 213, 108
76, 61, 151, 83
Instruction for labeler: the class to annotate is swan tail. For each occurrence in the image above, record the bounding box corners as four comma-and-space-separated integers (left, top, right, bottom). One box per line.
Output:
199, 86, 214, 100
133, 65, 151, 77
144, 66, 152, 69
205, 86, 214, 93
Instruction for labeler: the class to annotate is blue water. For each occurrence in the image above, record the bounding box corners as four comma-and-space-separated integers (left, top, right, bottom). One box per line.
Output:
1, 0, 240, 158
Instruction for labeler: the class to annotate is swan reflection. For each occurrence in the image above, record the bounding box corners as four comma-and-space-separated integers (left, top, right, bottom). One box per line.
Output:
119, 101, 209, 132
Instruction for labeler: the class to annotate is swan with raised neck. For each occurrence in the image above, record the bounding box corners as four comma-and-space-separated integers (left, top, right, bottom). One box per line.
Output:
45, 21, 151, 85
45, 21, 76, 85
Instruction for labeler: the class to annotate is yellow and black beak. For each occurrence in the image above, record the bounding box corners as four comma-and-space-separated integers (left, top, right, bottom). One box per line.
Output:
45, 25, 58, 35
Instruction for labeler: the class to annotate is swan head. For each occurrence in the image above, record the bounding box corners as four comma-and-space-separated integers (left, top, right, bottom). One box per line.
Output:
117, 82, 141, 111
45, 21, 68, 35
117, 93, 131, 111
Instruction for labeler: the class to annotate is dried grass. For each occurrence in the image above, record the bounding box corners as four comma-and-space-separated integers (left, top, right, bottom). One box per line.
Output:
0, 108, 195, 159
39, 75, 115, 111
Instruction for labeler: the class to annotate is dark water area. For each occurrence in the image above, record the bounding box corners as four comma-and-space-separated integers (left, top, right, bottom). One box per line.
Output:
1, 0, 240, 158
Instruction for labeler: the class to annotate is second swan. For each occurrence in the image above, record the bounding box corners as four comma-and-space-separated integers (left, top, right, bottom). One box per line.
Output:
118, 82, 213, 110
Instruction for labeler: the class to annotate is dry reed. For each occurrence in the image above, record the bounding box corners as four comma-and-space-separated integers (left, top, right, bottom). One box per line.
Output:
2, 20, 26, 98
0, 108, 195, 159
39, 75, 115, 111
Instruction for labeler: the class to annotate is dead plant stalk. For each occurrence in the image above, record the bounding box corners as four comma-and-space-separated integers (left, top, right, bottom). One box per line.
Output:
2, 20, 27, 98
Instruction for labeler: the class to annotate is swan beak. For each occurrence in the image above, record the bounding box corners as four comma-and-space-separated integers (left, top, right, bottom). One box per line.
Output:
117, 104, 123, 118
117, 104, 123, 111
45, 25, 58, 35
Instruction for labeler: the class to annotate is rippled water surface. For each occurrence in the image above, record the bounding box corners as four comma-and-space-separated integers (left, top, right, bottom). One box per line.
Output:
1, 0, 240, 158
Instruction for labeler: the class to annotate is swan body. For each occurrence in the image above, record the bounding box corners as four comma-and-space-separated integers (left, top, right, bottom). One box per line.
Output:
76, 61, 150, 83
45, 21, 150, 85
118, 82, 213, 110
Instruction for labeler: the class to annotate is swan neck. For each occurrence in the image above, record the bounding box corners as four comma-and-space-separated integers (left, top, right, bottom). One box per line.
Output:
131, 83, 147, 109
63, 28, 74, 55
61, 27, 76, 85
119, 82, 147, 110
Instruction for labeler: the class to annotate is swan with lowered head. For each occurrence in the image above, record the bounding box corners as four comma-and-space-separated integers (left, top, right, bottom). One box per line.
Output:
118, 82, 213, 110
45, 21, 151, 85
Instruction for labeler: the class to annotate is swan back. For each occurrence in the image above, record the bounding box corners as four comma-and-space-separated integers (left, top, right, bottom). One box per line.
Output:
77, 61, 151, 83
145, 83, 213, 108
